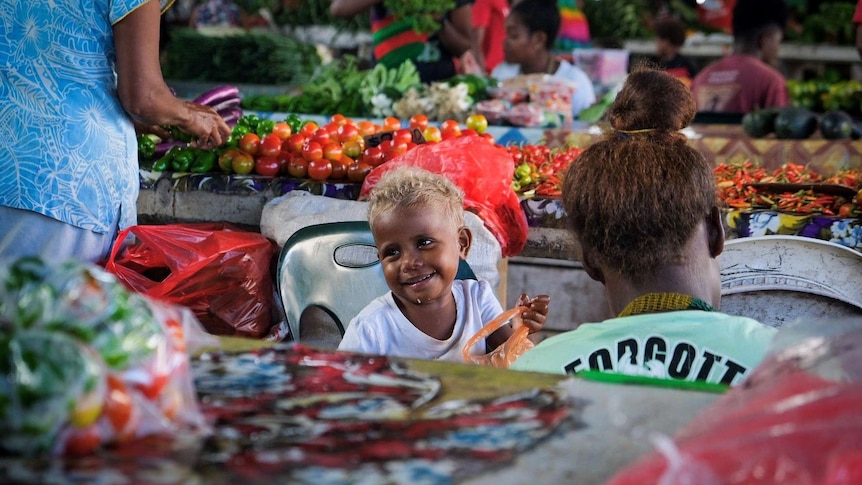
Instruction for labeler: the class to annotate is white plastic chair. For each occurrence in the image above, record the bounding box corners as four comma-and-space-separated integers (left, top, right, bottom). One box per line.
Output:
719, 235, 862, 328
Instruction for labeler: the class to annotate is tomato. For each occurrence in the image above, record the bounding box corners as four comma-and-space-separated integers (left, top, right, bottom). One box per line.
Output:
308, 158, 333, 181
481, 133, 496, 144
104, 374, 133, 434
441, 129, 460, 141
63, 424, 103, 457
378, 139, 394, 153
423, 126, 442, 143
302, 141, 323, 162
322, 142, 343, 162
329, 156, 351, 179
312, 128, 331, 146
393, 129, 414, 145
285, 133, 306, 154
342, 138, 363, 159
277, 151, 293, 175
254, 155, 281, 176
300, 121, 319, 136
409, 114, 429, 131
357, 120, 376, 137
287, 156, 309, 178
271, 121, 292, 140
337, 123, 360, 143
383, 116, 401, 131
460, 128, 479, 138
839, 203, 856, 218
441, 119, 461, 133
348, 161, 373, 183
466, 114, 489, 134
218, 148, 244, 173
134, 368, 170, 401
389, 141, 408, 157
259, 133, 283, 157
362, 146, 385, 167
239, 133, 261, 155
231, 150, 255, 175
329, 114, 347, 126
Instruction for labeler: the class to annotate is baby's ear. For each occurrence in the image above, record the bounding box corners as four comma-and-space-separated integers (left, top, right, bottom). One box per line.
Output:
458, 226, 473, 258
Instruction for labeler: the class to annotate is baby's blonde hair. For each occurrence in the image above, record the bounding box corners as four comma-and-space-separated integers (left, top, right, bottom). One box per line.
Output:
367, 166, 465, 233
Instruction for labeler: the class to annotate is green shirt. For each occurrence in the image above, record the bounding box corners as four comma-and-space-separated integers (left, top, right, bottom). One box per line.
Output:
511, 311, 776, 386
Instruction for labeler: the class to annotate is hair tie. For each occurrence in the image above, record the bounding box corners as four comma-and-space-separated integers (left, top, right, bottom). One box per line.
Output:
616, 128, 656, 134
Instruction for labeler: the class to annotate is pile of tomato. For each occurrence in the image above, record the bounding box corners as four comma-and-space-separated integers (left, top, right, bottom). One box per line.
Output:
214, 113, 494, 183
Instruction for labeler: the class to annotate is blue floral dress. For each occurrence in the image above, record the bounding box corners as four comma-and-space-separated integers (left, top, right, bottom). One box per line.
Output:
0, 0, 147, 234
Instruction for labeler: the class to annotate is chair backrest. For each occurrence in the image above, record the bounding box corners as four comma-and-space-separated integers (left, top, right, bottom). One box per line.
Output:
277, 221, 476, 346
719, 235, 862, 328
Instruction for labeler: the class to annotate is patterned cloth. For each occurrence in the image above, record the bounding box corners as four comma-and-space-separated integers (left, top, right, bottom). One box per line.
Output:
0, 0, 143, 235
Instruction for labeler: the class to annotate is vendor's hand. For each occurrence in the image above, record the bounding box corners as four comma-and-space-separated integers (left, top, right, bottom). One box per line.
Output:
517, 293, 550, 334
180, 101, 231, 149
133, 121, 171, 140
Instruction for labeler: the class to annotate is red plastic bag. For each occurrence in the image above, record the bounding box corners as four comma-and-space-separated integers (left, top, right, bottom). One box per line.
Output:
462, 306, 534, 368
105, 223, 277, 338
360, 137, 529, 257
607, 318, 862, 485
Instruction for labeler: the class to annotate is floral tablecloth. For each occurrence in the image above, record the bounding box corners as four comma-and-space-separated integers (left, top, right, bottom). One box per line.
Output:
724, 210, 862, 250
140, 170, 363, 199
0, 345, 575, 485
520, 197, 862, 253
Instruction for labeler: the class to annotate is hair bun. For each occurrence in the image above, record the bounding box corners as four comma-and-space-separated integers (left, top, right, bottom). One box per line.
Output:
606, 68, 696, 133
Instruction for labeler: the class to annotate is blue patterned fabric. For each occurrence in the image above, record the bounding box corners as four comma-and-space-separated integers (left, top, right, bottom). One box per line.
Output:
0, 0, 147, 234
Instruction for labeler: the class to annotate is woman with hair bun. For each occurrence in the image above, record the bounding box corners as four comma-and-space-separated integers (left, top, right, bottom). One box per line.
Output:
511, 68, 776, 386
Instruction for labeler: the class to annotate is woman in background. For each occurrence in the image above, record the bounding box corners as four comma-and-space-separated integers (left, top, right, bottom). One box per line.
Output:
491, 0, 596, 117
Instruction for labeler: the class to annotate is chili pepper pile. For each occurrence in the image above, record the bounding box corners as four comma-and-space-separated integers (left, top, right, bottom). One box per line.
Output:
509, 145, 584, 198
714, 161, 862, 217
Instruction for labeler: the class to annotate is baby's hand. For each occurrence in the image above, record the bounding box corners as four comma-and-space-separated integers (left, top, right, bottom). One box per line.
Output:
516, 293, 550, 334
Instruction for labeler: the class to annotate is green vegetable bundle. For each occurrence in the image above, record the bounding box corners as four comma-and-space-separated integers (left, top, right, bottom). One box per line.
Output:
161, 29, 321, 85
383, 0, 456, 34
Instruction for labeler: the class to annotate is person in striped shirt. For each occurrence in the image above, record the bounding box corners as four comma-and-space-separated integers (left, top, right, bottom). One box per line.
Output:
331, 0, 474, 83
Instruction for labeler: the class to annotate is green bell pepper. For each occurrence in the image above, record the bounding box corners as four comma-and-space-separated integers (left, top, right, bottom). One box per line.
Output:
190, 150, 217, 173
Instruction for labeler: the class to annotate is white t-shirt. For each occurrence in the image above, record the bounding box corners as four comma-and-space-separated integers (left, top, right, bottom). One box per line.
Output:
338, 279, 504, 362
491, 59, 597, 117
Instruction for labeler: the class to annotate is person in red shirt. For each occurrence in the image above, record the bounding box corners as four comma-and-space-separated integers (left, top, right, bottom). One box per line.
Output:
854, 0, 862, 58
471, 0, 510, 74
691, 0, 789, 114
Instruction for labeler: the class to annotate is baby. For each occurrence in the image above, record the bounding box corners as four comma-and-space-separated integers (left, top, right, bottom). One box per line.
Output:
338, 166, 549, 362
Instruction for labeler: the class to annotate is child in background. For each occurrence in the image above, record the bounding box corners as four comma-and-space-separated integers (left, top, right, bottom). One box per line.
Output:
492, 0, 596, 118
652, 18, 697, 86
338, 167, 550, 362
471, 0, 510, 74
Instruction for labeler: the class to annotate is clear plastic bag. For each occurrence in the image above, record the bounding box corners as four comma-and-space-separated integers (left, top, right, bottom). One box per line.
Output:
0, 257, 212, 456
462, 306, 534, 368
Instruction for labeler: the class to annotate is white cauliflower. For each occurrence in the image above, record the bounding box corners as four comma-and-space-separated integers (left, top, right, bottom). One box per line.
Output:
370, 92, 394, 118
393, 88, 433, 120
427, 82, 471, 121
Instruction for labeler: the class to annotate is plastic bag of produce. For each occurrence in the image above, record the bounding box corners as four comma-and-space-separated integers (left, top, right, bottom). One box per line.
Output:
0, 257, 214, 456
359, 136, 528, 257
105, 223, 277, 338
607, 317, 862, 485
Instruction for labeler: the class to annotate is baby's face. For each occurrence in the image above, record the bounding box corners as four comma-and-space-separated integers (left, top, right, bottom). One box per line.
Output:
372, 206, 468, 307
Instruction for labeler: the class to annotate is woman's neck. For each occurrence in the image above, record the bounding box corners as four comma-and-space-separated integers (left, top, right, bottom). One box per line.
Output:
522, 50, 555, 75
